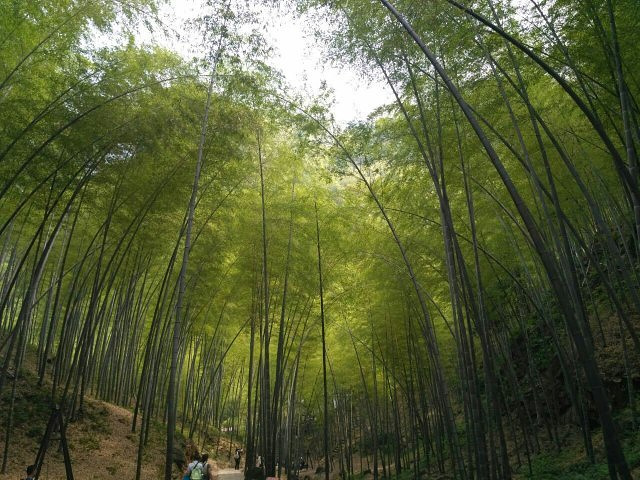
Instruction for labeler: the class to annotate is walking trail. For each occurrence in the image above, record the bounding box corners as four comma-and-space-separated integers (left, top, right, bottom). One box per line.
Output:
217, 467, 245, 480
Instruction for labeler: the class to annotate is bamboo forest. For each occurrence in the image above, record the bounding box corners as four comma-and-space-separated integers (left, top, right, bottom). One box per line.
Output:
1, 0, 640, 478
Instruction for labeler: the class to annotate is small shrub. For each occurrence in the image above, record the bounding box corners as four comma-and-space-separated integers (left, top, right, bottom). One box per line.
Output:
81, 435, 100, 451
26, 425, 42, 439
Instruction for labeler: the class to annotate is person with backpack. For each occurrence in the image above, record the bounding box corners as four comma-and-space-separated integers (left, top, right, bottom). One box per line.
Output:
234, 448, 243, 470
184, 454, 205, 480
201, 453, 212, 480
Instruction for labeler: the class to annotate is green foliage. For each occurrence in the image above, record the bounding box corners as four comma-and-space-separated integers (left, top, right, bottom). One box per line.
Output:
2, 0, 640, 477
0, 371, 50, 430
524, 430, 640, 479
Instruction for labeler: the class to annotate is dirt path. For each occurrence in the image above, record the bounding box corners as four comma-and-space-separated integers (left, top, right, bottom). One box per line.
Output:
216, 467, 245, 480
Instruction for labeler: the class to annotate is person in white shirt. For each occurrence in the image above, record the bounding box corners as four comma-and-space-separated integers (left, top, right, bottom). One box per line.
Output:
183, 454, 205, 480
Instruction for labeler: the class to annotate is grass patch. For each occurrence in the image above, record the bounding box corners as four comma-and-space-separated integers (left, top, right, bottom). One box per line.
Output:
521, 426, 640, 479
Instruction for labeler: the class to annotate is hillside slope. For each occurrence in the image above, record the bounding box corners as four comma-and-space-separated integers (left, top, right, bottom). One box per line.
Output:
0, 369, 165, 480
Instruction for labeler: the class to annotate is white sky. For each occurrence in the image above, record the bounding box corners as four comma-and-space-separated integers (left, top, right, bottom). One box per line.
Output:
138, 0, 393, 125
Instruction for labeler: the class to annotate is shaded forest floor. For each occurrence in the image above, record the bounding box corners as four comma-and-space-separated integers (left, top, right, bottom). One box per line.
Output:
2, 368, 640, 480
0, 352, 246, 479
343, 311, 640, 479
3, 308, 640, 479
510, 310, 640, 478
0, 367, 167, 480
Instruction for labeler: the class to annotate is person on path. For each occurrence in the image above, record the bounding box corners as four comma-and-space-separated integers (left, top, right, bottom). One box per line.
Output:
256, 454, 263, 469
202, 453, 212, 480
184, 454, 205, 480
234, 448, 243, 470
